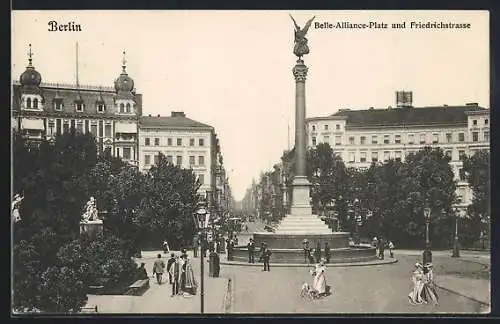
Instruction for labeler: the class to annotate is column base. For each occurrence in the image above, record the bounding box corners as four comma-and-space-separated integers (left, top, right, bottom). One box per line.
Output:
290, 176, 312, 216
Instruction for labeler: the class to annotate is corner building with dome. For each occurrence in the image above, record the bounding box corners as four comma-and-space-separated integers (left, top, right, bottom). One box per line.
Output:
12, 45, 142, 164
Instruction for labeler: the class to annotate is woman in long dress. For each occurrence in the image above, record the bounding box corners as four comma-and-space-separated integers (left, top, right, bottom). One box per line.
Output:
312, 259, 327, 296
421, 263, 439, 305
408, 263, 425, 305
182, 257, 198, 296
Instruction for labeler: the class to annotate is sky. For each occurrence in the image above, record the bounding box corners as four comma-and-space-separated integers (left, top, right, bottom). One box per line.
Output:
12, 10, 489, 201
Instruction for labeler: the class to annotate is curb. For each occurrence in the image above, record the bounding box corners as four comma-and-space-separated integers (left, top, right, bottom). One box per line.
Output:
436, 284, 490, 308
220, 258, 398, 267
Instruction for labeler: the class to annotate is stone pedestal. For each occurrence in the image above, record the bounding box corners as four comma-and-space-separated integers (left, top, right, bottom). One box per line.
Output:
80, 220, 104, 239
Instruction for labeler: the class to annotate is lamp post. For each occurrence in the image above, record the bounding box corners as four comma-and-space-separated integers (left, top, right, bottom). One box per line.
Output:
194, 205, 208, 314
452, 198, 462, 258
423, 205, 432, 264
353, 198, 361, 245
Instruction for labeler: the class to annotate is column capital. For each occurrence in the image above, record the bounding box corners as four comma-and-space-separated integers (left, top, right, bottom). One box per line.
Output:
293, 60, 308, 83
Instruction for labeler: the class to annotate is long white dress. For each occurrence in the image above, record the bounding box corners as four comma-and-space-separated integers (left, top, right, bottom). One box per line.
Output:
408, 268, 425, 304
312, 264, 327, 295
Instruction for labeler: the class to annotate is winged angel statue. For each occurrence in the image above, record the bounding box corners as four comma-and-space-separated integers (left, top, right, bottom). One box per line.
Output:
290, 15, 316, 58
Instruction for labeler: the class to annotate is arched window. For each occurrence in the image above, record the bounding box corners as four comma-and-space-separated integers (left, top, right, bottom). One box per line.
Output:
126, 103, 131, 113
33, 98, 39, 108
120, 103, 124, 113
26, 97, 31, 108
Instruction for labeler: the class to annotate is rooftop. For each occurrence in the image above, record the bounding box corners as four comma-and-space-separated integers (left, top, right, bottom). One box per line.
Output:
140, 112, 213, 130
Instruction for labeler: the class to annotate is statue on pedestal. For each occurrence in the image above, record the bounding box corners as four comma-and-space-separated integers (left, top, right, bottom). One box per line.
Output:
81, 196, 99, 223
290, 15, 315, 59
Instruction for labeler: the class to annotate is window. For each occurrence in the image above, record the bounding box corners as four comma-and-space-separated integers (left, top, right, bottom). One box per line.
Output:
335, 136, 341, 145
90, 124, 97, 136
419, 134, 426, 144
485, 119, 489, 125
472, 132, 479, 142
189, 156, 195, 166
97, 104, 105, 113
84, 120, 89, 133
105, 124, 111, 137
459, 150, 466, 159
395, 135, 401, 144
145, 138, 150, 146
458, 133, 465, 142
395, 151, 402, 162
312, 125, 316, 131
47, 120, 55, 135
336, 124, 340, 130
167, 138, 172, 146
33, 98, 39, 108
360, 152, 367, 162
445, 150, 452, 158
199, 156, 205, 166
459, 168, 467, 181
312, 137, 317, 146
408, 134, 414, 144
348, 152, 355, 163
323, 136, 330, 144
432, 134, 439, 144
70, 120, 76, 131
372, 135, 378, 144
76, 122, 83, 133
484, 131, 490, 142
154, 138, 160, 146
323, 124, 328, 131
199, 138, 204, 146
126, 103, 131, 113
371, 151, 378, 162
190, 138, 195, 146
384, 151, 390, 161
144, 155, 151, 165
123, 148, 131, 160
360, 136, 366, 145
56, 119, 62, 134
177, 138, 182, 146
176, 156, 182, 166
76, 103, 83, 112
120, 103, 124, 113
26, 98, 31, 108
446, 133, 452, 143
116, 148, 120, 157
349, 136, 355, 145
198, 174, 205, 185
98, 121, 103, 137
54, 102, 63, 111
473, 119, 477, 126
154, 155, 159, 165
166, 155, 173, 163
384, 135, 390, 144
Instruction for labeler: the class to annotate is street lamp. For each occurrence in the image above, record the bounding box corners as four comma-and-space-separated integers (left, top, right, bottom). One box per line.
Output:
452, 197, 462, 258
194, 204, 208, 314
423, 205, 432, 264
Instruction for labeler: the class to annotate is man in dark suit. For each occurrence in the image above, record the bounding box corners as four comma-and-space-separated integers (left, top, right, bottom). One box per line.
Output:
378, 237, 385, 260
166, 253, 176, 284
169, 255, 181, 296
262, 243, 272, 271
324, 242, 331, 264
247, 238, 255, 263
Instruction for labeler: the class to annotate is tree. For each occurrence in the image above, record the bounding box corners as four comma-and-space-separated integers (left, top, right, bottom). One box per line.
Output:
462, 150, 490, 246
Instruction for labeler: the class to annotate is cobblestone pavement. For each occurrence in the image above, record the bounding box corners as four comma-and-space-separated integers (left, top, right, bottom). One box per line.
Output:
221, 253, 489, 314
85, 250, 228, 314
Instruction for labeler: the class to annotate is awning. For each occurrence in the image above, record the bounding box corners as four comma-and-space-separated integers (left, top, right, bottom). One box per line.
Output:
115, 122, 137, 133
21, 118, 44, 130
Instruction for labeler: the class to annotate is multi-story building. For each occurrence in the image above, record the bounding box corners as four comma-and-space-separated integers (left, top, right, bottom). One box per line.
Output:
306, 91, 490, 209
12, 45, 141, 163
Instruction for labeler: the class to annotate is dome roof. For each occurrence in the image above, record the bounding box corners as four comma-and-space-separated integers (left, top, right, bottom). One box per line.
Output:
20, 45, 41, 88
114, 51, 134, 93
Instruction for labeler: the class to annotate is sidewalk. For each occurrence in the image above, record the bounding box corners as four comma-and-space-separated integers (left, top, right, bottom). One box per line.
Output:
84, 250, 229, 314
435, 275, 491, 306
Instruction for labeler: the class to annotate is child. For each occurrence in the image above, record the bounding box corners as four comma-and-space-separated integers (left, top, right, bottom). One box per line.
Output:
388, 240, 395, 258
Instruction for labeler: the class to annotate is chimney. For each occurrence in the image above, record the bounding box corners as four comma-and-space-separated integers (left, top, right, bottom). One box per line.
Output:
396, 91, 413, 108
171, 111, 186, 117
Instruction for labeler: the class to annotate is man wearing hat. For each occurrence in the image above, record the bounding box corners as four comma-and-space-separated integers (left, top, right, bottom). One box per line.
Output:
247, 238, 255, 263
166, 253, 176, 284
261, 243, 272, 271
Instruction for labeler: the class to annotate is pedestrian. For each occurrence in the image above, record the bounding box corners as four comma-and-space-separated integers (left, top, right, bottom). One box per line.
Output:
378, 237, 385, 260
247, 238, 255, 263
166, 253, 176, 284
136, 262, 149, 281
258, 242, 265, 262
162, 240, 170, 254
324, 242, 331, 264
261, 243, 272, 271
193, 234, 199, 258
303, 239, 311, 264
169, 255, 181, 296
314, 242, 322, 263
225, 236, 231, 259
152, 254, 166, 284
245, 224, 249, 232
388, 240, 395, 258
